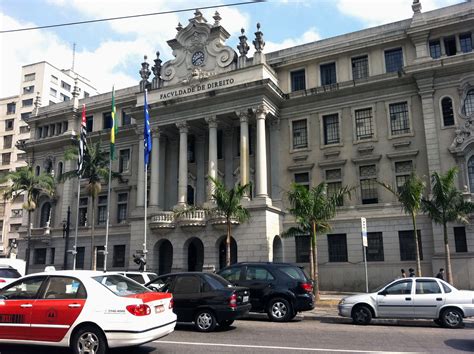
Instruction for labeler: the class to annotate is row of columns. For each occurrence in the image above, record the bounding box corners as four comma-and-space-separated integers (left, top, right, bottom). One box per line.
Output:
136, 105, 271, 209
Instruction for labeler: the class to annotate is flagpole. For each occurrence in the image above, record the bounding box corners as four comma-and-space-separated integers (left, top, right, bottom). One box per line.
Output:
104, 157, 112, 272
72, 175, 81, 270
143, 163, 148, 271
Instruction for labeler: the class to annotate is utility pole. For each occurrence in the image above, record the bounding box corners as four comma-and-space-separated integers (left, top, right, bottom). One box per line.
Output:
63, 206, 71, 270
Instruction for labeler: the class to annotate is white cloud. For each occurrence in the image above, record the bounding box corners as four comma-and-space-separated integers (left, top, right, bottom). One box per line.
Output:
264, 27, 321, 53
335, 0, 463, 26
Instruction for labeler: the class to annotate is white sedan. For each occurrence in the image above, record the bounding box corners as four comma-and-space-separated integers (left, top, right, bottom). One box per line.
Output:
338, 277, 474, 328
0, 270, 176, 353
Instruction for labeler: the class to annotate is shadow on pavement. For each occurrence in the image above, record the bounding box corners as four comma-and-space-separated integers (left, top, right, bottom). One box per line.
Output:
175, 323, 237, 332
0, 344, 69, 354
444, 339, 474, 352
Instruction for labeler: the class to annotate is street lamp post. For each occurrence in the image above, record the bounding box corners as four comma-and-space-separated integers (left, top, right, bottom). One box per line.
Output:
63, 206, 71, 270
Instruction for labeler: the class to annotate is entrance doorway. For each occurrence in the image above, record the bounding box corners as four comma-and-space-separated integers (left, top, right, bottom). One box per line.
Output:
187, 237, 204, 271
157, 239, 173, 275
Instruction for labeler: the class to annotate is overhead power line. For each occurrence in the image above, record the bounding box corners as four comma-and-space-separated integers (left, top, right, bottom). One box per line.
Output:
0, 0, 265, 34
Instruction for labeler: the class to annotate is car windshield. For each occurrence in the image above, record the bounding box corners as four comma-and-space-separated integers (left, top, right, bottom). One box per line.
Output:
203, 273, 232, 289
0, 269, 21, 278
147, 273, 158, 282
277, 266, 309, 281
93, 274, 151, 296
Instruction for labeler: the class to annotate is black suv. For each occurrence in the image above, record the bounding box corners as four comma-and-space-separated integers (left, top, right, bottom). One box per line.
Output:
145, 272, 251, 332
218, 262, 314, 322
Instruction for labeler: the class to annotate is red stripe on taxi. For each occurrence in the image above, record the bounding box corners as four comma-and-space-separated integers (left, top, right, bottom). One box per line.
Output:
126, 292, 172, 303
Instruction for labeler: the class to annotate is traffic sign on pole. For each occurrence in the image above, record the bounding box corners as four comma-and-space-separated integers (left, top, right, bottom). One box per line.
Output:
361, 217, 367, 247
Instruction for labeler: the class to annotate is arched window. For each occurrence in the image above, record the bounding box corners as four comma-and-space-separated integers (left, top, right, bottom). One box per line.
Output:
464, 89, 474, 117
57, 162, 63, 180
441, 97, 454, 126
468, 156, 474, 192
35, 165, 40, 176
40, 202, 51, 227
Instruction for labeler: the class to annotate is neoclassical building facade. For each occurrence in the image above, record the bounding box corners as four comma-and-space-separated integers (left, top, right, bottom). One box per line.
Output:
19, 1, 474, 290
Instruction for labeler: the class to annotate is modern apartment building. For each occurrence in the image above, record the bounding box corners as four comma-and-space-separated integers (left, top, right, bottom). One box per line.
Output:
17, 2, 474, 290
0, 61, 98, 257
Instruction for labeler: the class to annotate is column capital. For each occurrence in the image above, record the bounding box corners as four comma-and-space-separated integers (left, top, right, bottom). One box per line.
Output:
255, 104, 269, 119
205, 116, 218, 128
176, 121, 188, 133
237, 109, 254, 123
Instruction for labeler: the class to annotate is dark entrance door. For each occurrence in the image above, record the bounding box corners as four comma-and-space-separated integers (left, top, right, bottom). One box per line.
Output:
159, 240, 173, 275
188, 238, 204, 272
219, 237, 237, 269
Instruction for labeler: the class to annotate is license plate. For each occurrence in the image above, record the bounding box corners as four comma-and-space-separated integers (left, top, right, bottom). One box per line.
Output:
155, 305, 165, 313
243, 296, 249, 303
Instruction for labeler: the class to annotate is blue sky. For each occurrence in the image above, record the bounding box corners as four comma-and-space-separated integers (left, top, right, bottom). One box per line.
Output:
0, 0, 463, 97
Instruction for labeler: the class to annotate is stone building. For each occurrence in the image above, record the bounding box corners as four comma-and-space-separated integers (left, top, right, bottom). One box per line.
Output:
18, 1, 474, 290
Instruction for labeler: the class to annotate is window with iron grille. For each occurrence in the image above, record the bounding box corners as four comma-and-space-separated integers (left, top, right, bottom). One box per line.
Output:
326, 169, 343, 206
295, 235, 311, 263
454, 227, 468, 253
395, 160, 413, 192
367, 232, 384, 261
2, 153, 11, 165
355, 108, 374, 140
384, 48, 403, 73
113, 245, 126, 268
117, 193, 128, 223
441, 97, 455, 126
460, 33, 472, 53
429, 40, 441, 59
97, 195, 107, 225
360, 165, 378, 204
76, 247, 85, 269
399, 230, 423, 261
294, 172, 309, 190
320, 62, 337, 86
34, 248, 47, 265
291, 69, 306, 92
444, 37, 456, 56
351, 55, 368, 80
389, 102, 410, 135
463, 89, 474, 116
323, 114, 339, 145
292, 119, 308, 149
328, 234, 348, 262
119, 149, 130, 173
79, 197, 88, 226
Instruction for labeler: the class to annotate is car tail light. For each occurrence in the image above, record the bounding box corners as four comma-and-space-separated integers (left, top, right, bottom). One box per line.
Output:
0, 279, 5, 283
229, 293, 237, 308
300, 282, 313, 293
126, 304, 151, 316
169, 298, 174, 309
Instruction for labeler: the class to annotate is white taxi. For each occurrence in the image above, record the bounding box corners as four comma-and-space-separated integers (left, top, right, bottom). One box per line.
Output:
0, 270, 176, 353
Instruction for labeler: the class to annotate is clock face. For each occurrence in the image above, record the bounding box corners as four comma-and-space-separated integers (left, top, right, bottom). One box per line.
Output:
192, 51, 205, 66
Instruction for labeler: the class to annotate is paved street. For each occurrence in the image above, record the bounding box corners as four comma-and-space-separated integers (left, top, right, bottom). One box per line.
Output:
1, 315, 473, 354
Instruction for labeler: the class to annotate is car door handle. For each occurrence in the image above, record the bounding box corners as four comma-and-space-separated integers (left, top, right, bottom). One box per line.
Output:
20, 304, 33, 308
436, 298, 443, 301
68, 303, 82, 308
405, 297, 411, 301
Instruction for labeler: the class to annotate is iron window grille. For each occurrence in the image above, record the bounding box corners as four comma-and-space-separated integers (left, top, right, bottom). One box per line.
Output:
441, 97, 455, 126
320, 62, 337, 86
366, 232, 384, 261
398, 230, 423, 261
389, 102, 410, 135
292, 119, 308, 149
117, 193, 128, 224
291, 69, 306, 92
119, 149, 130, 173
395, 160, 413, 192
463, 89, 474, 116
323, 114, 340, 145
351, 55, 369, 80
429, 40, 441, 59
328, 234, 348, 262
97, 195, 107, 225
295, 235, 311, 263
360, 165, 378, 204
384, 48, 403, 73
355, 108, 374, 140
326, 168, 343, 206
454, 227, 468, 253
79, 197, 88, 226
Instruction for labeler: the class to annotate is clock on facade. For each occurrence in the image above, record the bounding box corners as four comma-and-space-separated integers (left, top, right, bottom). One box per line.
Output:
191, 51, 205, 66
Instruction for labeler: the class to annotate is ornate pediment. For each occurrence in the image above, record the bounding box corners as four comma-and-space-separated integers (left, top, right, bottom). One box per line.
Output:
161, 10, 237, 86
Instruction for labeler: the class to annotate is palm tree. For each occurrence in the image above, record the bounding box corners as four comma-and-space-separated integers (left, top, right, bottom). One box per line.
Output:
62, 140, 121, 270
210, 177, 250, 267
283, 182, 351, 300
421, 168, 474, 284
2, 165, 55, 274
379, 173, 426, 276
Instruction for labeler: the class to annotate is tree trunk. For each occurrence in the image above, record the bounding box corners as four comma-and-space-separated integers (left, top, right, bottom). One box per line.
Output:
226, 218, 231, 267
412, 214, 422, 277
443, 222, 453, 285
312, 221, 320, 301
25, 210, 32, 275
90, 196, 96, 271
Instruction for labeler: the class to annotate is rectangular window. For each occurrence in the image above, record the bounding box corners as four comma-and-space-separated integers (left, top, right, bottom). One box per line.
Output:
384, 48, 403, 73
320, 62, 337, 86
2, 153, 11, 165
326, 169, 343, 206
360, 164, 378, 204
295, 235, 311, 263
79, 197, 88, 226
3, 135, 12, 149
444, 36, 456, 56
49, 248, 55, 265
122, 109, 131, 126
33, 248, 47, 265
429, 40, 441, 59
291, 69, 306, 92
86, 115, 93, 132
117, 193, 128, 223
119, 149, 130, 173
10, 223, 21, 232
355, 108, 374, 140
351, 55, 369, 80
328, 234, 348, 262
22, 99, 33, 107
97, 195, 107, 225
60, 93, 70, 102
389, 102, 410, 135
366, 232, 384, 261
292, 119, 308, 149
50, 88, 57, 97
103, 112, 112, 129
5, 119, 14, 131
51, 75, 58, 84
6, 102, 16, 115
399, 230, 423, 261
21, 112, 31, 121
294, 172, 309, 190
454, 227, 468, 253
61, 80, 71, 91
24, 73, 35, 82
23, 85, 34, 94
460, 33, 472, 53
395, 160, 413, 191
113, 245, 126, 268
76, 247, 85, 269
323, 114, 339, 145
96, 246, 105, 270
19, 126, 29, 134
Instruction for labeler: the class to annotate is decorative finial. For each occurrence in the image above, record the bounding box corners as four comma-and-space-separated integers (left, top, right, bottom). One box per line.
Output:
213, 11, 221, 26
152, 51, 162, 89
253, 22, 265, 53
238, 28, 250, 57
139, 55, 151, 92
176, 22, 183, 31
193, 9, 206, 23
34, 92, 41, 116
412, 0, 421, 14
72, 77, 80, 98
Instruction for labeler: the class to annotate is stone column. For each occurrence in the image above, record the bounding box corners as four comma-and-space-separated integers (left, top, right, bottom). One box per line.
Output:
255, 105, 268, 197
137, 141, 145, 207
440, 37, 446, 57
224, 128, 234, 189
206, 116, 218, 202
455, 34, 461, 54
239, 111, 250, 187
149, 128, 160, 208
176, 122, 188, 206
270, 116, 281, 201
196, 135, 206, 205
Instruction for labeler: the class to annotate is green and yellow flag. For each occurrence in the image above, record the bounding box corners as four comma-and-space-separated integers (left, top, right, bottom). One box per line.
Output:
110, 86, 118, 160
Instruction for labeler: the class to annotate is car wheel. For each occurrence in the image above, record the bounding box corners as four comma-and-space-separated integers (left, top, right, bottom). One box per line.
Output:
351, 305, 372, 325
440, 308, 464, 329
219, 319, 234, 328
71, 325, 107, 354
195, 310, 217, 332
267, 298, 293, 322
